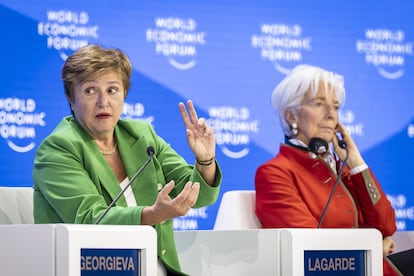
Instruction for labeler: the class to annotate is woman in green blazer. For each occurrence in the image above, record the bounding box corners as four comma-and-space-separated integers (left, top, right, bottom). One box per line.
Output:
32, 44, 222, 276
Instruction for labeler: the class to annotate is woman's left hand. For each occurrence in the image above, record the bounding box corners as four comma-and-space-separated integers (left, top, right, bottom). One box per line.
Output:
383, 236, 396, 256
179, 100, 216, 161
332, 122, 365, 169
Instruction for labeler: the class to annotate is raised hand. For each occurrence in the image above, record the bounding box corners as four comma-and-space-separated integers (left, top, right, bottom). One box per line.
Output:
178, 100, 215, 161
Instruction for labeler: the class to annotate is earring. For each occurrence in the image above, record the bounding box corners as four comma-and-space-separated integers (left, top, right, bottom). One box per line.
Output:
291, 123, 298, 135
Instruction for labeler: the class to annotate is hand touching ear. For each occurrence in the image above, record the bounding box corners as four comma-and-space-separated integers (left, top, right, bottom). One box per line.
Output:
333, 122, 365, 169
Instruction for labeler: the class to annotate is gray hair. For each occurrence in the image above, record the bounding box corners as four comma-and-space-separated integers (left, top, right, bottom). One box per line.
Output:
271, 64, 346, 137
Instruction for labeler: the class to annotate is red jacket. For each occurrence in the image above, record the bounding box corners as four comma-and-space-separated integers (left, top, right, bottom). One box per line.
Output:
255, 144, 401, 275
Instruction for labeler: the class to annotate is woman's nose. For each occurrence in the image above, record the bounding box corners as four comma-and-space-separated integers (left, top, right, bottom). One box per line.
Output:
325, 104, 338, 117
97, 92, 108, 107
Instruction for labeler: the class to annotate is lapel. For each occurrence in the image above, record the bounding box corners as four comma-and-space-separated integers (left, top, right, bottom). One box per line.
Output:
80, 129, 129, 207
115, 122, 151, 180
74, 119, 153, 207
65, 118, 127, 206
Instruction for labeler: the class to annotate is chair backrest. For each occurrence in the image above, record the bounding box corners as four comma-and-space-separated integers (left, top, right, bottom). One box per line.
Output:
0, 187, 34, 224
213, 190, 261, 230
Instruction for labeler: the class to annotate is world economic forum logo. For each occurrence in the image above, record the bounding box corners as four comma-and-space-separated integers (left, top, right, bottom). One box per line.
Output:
37, 9, 99, 60
207, 106, 259, 159
121, 102, 154, 124
356, 28, 413, 79
146, 17, 206, 70
251, 22, 311, 74
0, 98, 46, 153
388, 194, 413, 230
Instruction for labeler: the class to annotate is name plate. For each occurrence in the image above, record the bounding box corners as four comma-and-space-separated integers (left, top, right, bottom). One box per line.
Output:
304, 250, 366, 275
81, 248, 140, 276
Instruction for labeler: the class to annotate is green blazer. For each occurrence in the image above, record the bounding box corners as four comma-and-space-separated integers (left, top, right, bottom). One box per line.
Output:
33, 116, 222, 275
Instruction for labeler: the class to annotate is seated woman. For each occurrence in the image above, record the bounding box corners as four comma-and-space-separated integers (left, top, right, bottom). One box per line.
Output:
255, 64, 402, 275
33, 44, 222, 276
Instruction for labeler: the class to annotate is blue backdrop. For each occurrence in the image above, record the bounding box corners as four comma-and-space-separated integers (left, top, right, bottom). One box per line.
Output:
1, 0, 413, 231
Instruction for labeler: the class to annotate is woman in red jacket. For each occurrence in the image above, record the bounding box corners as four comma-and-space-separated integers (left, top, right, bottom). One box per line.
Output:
255, 64, 402, 275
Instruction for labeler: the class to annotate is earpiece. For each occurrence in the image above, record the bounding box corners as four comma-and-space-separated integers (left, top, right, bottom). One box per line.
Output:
336, 132, 347, 149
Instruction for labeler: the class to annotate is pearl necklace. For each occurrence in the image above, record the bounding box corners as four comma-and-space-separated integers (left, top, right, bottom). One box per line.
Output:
100, 143, 117, 155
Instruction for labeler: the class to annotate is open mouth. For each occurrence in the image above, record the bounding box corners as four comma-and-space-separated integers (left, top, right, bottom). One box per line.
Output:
96, 113, 111, 119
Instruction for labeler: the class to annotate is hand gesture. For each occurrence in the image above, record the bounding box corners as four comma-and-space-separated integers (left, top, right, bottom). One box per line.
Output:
332, 122, 365, 169
141, 181, 200, 225
179, 100, 215, 161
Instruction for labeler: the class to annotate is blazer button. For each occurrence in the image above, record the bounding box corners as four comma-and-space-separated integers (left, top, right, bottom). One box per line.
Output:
157, 183, 163, 191
324, 177, 332, 184
162, 249, 166, 255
